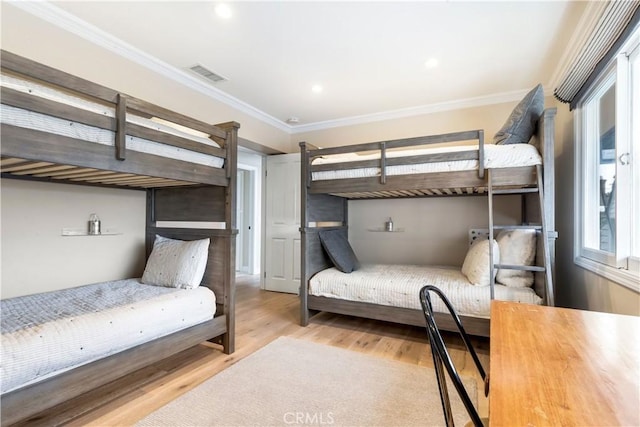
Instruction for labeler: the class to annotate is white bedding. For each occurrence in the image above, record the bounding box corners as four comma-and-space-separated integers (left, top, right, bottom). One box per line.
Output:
0, 74, 224, 168
309, 264, 542, 318
311, 144, 541, 181
0, 279, 216, 394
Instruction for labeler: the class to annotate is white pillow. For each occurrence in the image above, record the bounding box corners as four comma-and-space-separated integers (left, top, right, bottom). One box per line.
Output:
496, 229, 536, 287
461, 239, 500, 286
141, 235, 210, 289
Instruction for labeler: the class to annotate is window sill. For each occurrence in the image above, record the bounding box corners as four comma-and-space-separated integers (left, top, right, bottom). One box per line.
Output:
574, 256, 640, 293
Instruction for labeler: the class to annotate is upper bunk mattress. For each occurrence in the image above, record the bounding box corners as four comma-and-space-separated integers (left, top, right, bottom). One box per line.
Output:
311, 144, 541, 181
0, 74, 224, 168
309, 264, 542, 318
0, 278, 216, 394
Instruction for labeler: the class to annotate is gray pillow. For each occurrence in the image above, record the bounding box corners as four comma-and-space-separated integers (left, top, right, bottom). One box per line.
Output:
494, 84, 544, 145
318, 229, 360, 273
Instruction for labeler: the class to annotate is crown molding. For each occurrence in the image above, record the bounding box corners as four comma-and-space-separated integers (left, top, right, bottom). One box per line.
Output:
9, 0, 291, 133
289, 87, 542, 134
10, 1, 556, 136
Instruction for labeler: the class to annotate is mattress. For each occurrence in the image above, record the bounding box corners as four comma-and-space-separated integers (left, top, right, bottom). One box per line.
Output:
309, 264, 542, 318
0, 278, 216, 394
311, 144, 541, 181
0, 74, 224, 168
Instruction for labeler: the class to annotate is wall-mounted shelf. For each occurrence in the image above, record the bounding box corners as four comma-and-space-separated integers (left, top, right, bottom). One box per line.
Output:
61, 228, 121, 236
62, 233, 122, 237
367, 228, 405, 233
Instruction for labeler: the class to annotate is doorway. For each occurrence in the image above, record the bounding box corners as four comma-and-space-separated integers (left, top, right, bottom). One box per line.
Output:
236, 169, 253, 274
236, 149, 263, 275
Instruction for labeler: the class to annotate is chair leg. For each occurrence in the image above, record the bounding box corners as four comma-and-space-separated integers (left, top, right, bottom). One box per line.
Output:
430, 333, 455, 427
421, 285, 487, 427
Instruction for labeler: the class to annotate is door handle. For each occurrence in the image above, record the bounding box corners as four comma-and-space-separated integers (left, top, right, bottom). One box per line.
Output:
619, 152, 630, 165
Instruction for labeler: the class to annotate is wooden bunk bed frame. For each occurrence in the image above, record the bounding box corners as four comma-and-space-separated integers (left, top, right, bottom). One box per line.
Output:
0, 50, 239, 425
299, 108, 557, 337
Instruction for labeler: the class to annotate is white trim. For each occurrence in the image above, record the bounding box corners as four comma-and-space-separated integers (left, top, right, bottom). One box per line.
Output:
11, 1, 559, 135
237, 161, 262, 275
574, 255, 640, 293
288, 88, 540, 134
573, 104, 583, 264
615, 52, 633, 267
10, 0, 291, 133
631, 43, 640, 260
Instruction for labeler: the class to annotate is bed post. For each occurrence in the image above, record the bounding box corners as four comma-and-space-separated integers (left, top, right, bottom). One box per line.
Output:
539, 108, 556, 306
300, 141, 312, 326
525, 108, 557, 306
217, 121, 240, 354
300, 142, 352, 326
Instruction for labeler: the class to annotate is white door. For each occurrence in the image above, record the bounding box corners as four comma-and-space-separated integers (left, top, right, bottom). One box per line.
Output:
264, 153, 300, 293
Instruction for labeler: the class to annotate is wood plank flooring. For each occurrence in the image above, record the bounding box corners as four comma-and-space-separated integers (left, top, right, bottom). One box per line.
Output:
14, 274, 489, 426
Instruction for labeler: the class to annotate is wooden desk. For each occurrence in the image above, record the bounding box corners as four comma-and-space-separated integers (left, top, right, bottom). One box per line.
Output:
489, 301, 640, 426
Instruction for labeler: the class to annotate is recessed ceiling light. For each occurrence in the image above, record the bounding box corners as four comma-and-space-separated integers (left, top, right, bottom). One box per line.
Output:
311, 84, 323, 94
215, 3, 232, 19
424, 58, 439, 69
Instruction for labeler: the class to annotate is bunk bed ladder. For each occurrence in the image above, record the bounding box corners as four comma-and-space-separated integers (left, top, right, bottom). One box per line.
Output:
487, 164, 553, 305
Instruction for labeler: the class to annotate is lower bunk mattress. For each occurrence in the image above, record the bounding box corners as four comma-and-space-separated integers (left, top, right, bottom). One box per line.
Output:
309, 264, 542, 319
0, 278, 216, 394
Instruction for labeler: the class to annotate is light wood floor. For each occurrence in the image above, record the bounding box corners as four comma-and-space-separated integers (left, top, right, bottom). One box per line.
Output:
18, 274, 489, 426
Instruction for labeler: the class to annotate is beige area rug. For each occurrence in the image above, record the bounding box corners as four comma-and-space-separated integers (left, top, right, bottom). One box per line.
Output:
136, 336, 476, 427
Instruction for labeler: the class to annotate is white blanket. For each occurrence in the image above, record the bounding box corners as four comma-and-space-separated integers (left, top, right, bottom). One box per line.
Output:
1, 279, 216, 394
309, 264, 542, 318
311, 144, 541, 181
0, 73, 224, 168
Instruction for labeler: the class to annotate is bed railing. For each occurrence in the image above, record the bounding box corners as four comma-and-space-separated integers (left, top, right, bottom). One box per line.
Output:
1, 50, 237, 188
302, 129, 485, 187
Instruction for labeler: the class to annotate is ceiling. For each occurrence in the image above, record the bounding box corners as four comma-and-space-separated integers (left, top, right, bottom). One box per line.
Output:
28, 1, 586, 131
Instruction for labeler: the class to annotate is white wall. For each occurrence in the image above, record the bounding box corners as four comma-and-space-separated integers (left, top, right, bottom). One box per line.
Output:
1, 179, 146, 298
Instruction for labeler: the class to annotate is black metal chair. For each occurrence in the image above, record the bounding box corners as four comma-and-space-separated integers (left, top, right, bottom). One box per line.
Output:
419, 285, 488, 427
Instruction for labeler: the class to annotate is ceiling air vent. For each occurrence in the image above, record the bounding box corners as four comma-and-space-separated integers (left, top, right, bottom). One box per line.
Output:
188, 64, 228, 83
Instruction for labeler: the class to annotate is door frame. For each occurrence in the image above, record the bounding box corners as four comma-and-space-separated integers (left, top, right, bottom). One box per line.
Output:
236, 168, 255, 274
237, 150, 264, 277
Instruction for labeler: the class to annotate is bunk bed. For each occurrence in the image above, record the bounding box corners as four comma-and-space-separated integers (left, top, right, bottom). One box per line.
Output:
0, 50, 239, 425
299, 98, 557, 338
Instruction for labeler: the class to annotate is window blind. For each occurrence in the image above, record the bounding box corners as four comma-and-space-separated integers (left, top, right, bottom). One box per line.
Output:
554, 1, 639, 109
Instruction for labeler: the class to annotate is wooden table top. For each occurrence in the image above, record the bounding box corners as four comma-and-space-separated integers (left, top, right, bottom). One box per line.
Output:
489, 301, 640, 427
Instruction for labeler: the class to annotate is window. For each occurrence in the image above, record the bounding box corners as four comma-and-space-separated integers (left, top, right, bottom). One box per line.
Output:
575, 24, 640, 291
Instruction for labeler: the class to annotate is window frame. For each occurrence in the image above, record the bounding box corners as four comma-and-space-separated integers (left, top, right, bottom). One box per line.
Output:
574, 26, 640, 293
